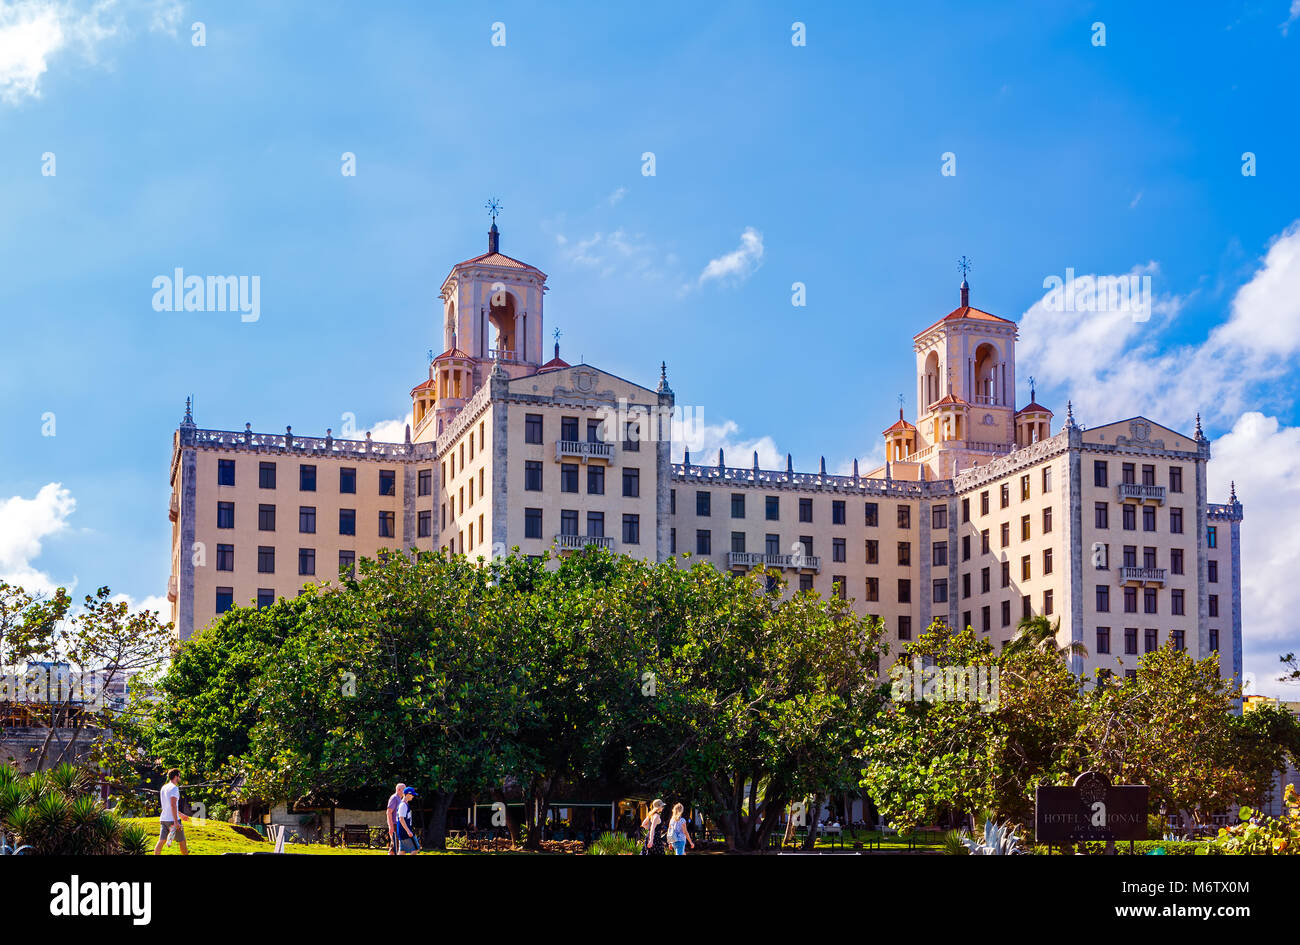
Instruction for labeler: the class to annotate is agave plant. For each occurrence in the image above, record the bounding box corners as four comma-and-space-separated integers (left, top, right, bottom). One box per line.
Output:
0, 763, 143, 855
960, 819, 1025, 855
586, 831, 641, 855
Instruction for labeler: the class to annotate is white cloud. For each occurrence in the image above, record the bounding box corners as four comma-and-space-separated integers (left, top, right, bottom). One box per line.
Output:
695, 227, 764, 288
1283, 0, 1300, 35
0, 482, 75, 595
606, 186, 627, 206
1018, 221, 1300, 697
0, 0, 183, 104
555, 228, 664, 281
673, 416, 781, 468
367, 411, 414, 443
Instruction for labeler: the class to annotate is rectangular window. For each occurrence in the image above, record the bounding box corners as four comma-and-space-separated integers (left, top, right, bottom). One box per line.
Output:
586, 418, 601, 443
560, 510, 578, 536
257, 588, 274, 609
833, 537, 846, 563
417, 510, 431, 538
1207, 526, 1217, 548
216, 587, 233, 614
767, 496, 780, 521
1143, 587, 1158, 614
981, 529, 990, 554
378, 511, 395, 538
980, 491, 990, 516
1095, 502, 1109, 529
832, 500, 846, 525
1170, 507, 1183, 534
864, 577, 879, 602
340, 467, 357, 494
525, 413, 543, 444
622, 468, 640, 498
217, 501, 234, 529
216, 544, 234, 571
560, 463, 579, 493
799, 498, 813, 523
1043, 548, 1053, 575
962, 535, 971, 561
1122, 463, 1136, 485
897, 541, 911, 567
524, 507, 542, 539
864, 502, 877, 527
1001, 560, 1010, 588
1169, 466, 1183, 493
339, 551, 355, 578
897, 505, 910, 529
525, 461, 542, 491
586, 512, 604, 538
799, 573, 815, 592
560, 416, 579, 441
932, 504, 947, 530
933, 579, 948, 604
1042, 507, 1053, 533
1209, 628, 1219, 652
897, 579, 911, 604
981, 606, 990, 633
1001, 600, 1011, 627
417, 469, 431, 496
299, 506, 316, 534
1000, 483, 1010, 509
1141, 464, 1156, 487
1207, 559, 1217, 582
833, 577, 847, 600
865, 539, 878, 565
258, 546, 275, 573
1096, 628, 1111, 654
1020, 515, 1031, 541
258, 504, 276, 531
1124, 586, 1137, 613
696, 491, 711, 516
1142, 506, 1156, 532
798, 536, 814, 558
623, 514, 640, 545
1144, 628, 1158, 653
695, 529, 711, 555
1094, 460, 1108, 487
1171, 589, 1185, 616
898, 616, 912, 641
622, 421, 641, 452
299, 548, 315, 576
981, 567, 990, 593
1171, 629, 1185, 651
1209, 595, 1219, 618
1122, 505, 1136, 531
1171, 548, 1184, 575
731, 531, 746, 554
1043, 589, 1054, 615
1021, 555, 1031, 581
259, 462, 276, 489
218, 459, 236, 486
1000, 522, 1010, 548
962, 498, 970, 523
731, 493, 745, 518
299, 464, 316, 491
1020, 475, 1031, 501
1096, 585, 1110, 612
1124, 628, 1138, 654
379, 470, 396, 497
1042, 467, 1052, 493
587, 465, 605, 495
932, 541, 947, 566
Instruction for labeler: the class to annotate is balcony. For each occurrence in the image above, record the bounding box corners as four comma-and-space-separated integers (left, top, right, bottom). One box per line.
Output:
554, 533, 614, 551
727, 551, 822, 573
1119, 565, 1166, 586
555, 440, 615, 463
1117, 483, 1165, 504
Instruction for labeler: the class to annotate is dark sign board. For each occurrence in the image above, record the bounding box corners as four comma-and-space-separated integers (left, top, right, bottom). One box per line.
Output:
1035, 772, 1149, 843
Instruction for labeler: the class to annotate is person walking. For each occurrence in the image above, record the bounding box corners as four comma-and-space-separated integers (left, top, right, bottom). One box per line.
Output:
668, 803, 694, 855
395, 786, 420, 854
640, 799, 667, 855
386, 782, 407, 855
152, 769, 190, 855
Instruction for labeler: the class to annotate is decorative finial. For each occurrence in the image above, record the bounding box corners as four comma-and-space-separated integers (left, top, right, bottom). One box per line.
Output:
1066, 400, 1075, 426
753, 450, 759, 470
1195, 412, 1204, 439
958, 255, 972, 307
1229, 480, 1237, 503
485, 197, 502, 224
657, 360, 672, 395
1028, 374, 1036, 403
898, 393, 904, 419
819, 455, 826, 475
718, 448, 725, 468
853, 458, 859, 478
684, 449, 690, 465
182, 396, 193, 424
786, 452, 793, 474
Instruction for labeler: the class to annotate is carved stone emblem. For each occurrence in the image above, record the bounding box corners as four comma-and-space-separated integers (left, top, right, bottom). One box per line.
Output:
1129, 419, 1150, 442
573, 369, 597, 393
982, 413, 995, 426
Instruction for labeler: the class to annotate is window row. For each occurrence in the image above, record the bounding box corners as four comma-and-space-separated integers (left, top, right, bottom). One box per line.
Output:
216, 459, 424, 496
523, 413, 642, 450
1093, 626, 1200, 655
962, 469, 1054, 521
1093, 460, 1184, 491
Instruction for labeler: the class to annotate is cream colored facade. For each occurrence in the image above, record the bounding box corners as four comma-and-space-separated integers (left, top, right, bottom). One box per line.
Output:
168, 229, 1245, 690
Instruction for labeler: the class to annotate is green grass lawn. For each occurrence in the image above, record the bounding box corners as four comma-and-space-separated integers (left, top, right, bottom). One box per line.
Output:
125, 819, 397, 855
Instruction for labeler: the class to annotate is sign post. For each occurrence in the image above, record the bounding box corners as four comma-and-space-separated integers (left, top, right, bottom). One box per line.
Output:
1035, 771, 1148, 854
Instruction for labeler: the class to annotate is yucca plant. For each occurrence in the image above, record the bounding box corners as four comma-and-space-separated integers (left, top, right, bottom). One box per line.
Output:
960, 819, 1025, 855
0, 764, 142, 855
587, 831, 641, 855
941, 829, 970, 855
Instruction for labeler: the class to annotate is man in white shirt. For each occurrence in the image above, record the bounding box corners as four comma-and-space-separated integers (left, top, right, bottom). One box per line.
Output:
153, 768, 191, 855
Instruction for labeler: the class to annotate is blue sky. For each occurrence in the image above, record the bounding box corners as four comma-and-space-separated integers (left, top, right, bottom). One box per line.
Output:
2, 0, 1299, 693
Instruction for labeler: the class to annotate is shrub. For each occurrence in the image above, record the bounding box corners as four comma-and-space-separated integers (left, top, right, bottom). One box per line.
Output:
587, 831, 640, 855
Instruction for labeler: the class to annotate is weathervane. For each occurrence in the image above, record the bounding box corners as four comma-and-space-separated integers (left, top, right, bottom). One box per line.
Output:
553, 326, 562, 343
485, 197, 502, 224
958, 255, 972, 281
1028, 374, 1036, 401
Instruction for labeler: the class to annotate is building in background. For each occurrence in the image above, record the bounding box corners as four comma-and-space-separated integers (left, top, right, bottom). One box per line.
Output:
168, 221, 1244, 689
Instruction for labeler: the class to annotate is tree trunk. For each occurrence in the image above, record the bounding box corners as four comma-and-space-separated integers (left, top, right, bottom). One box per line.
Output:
491, 786, 519, 843
426, 791, 453, 849
801, 794, 823, 851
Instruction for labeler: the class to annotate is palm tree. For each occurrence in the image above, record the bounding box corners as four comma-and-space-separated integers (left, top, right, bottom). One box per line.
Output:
1003, 615, 1088, 662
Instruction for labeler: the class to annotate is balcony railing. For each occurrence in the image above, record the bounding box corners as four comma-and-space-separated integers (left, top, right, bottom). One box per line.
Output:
726, 551, 822, 573
1119, 565, 1166, 585
1117, 483, 1165, 504
556, 440, 615, 462
555, 533, 614, 551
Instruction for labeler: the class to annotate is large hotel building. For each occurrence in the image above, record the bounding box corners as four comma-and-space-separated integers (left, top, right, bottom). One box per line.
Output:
168, 223, 1245, 684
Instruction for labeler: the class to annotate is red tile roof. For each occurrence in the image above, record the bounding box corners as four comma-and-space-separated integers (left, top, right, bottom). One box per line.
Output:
931, 393, 970, 407
883, 417, 916, 434
450, 251, 545, 274
1016, 401, 1053, 415
915, 305, 1016, 338
536, 356, 571, 373
432, 346, 473, 363
410, 378, 436, 395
